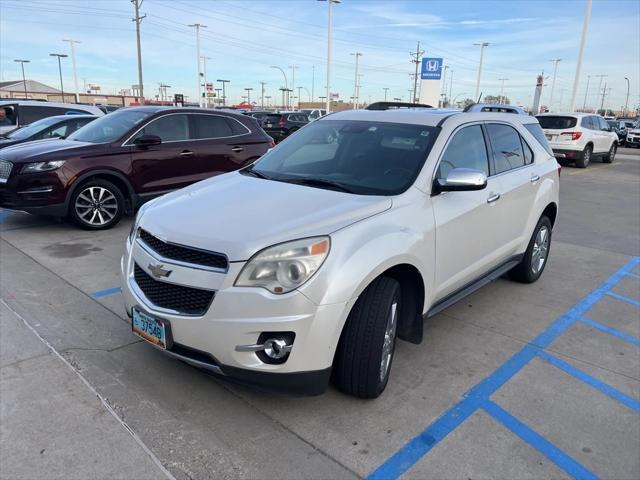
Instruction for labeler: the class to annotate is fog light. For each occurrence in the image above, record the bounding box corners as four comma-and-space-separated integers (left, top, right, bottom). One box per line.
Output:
263, 338, 290, 359
235, 331, 295, 365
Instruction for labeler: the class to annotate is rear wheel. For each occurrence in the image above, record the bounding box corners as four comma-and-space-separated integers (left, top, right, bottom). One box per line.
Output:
69, 179, 124, 230
575, 145, 592, 168
603, 143, 616, 163
509, 216, 552, 283
334, 277, 401, 398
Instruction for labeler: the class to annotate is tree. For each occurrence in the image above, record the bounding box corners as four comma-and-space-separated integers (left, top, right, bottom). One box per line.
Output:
484, 94, 511, 105
462, 98, 475, 108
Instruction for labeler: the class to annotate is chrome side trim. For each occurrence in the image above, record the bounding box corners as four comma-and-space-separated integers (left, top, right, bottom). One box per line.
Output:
136, 237, 228, 273
17, 186, 54, 194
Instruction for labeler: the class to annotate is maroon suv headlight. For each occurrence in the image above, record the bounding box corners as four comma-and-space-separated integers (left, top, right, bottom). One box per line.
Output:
21, 160, 66, 173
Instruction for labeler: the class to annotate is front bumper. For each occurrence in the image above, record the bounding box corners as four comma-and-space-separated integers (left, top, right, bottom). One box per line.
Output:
121, 237, 350, 395
625, 136, 640, 146
0, 168, 68, 216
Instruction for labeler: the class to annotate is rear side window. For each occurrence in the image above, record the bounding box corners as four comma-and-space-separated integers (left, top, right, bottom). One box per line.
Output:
436, 124, 489, 178
524, 123, 554, 156
486, 123, 525, 174
536, 116, 577, 129
581, 116, 595, 129
134, 114, 190, 142
193, 115, 233, 138
227, 118, 250, 135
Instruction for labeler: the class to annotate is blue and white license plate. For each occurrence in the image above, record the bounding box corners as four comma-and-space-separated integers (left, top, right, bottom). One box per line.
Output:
132, 307, 167, 349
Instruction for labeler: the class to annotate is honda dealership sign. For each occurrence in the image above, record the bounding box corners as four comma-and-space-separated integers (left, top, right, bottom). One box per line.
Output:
421, 58, 443, 80
419, 57, 444, 106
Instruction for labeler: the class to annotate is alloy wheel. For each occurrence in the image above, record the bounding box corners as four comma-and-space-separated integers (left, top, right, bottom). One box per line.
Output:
609, 144, 616, 161
74, 186, 118, 226
379, 300, 398, 383
531, 226, 550, 275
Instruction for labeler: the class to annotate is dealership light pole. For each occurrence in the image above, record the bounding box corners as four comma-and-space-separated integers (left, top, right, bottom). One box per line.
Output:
319, 0, 340, 113
582, 74, 591, 111
624, 77, 630, 116
270, 66, 288, 108
188, 23, 207, 107
49, 53, 68, 102
350, 52, 362, 109
217, 79, 229, 107
14, 59, 30, 98
62, 39, 81, 102
289, 65, 298, 109
569, 0, 592, 112
473, 42, 489, 101
244, 87, 253, 105
548, 58, 562, 111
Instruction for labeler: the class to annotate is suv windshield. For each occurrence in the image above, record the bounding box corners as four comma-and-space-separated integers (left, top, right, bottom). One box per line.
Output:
4, 116, 61, 140
67, 109, 150, 143
536, 116, 577, 129
246, 120, 438, 195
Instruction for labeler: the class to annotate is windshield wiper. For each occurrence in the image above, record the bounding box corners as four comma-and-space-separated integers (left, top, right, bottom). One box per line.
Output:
241, 166, 271, 180
285, 177, 355, 193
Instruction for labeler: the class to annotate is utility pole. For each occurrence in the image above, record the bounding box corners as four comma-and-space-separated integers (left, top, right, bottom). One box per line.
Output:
474, 42, 489, 101
604, 87, 612, 115
624, 77, 630, 116
288, 65, 298, 109
569, 0, 592, 112
260, 81, 266, 108
410, 41, 424, 103
311, 65, 315, 102
548, 58, 562, 111
297, 86, 303, 108
131, 0, 145, 102
49, 53, 68, 102
319, 0, 340, 113
350, 52, 362, 109
188, 23, 207, 107
13, 59, 30, 98
201, 55, 211, 107
62, 39, 81, 102
448, 70, 454, 106
217, 79, 230, 107
582, 74, 591, 111
383, 87, 389, 102
594, 74, 607, 113
440, 65, 449, 107
600, 82, 607, 113
499, 78, 508, 104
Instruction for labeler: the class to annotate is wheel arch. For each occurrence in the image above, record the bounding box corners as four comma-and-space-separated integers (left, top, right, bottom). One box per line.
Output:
542, 201, 558, 227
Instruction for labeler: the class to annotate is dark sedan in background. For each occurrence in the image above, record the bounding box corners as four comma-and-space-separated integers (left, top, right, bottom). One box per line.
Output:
0, 106, 273, 230
261, 112, 309, 142
0, 115, 97, 149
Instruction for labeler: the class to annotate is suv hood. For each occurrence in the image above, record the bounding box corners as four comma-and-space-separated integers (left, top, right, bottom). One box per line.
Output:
0, 138, 95, 163
139, 172, 392, 261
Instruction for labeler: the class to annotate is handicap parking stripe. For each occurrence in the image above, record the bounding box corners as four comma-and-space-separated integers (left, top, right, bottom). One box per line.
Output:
483, 401, 598, 480
578, 317, 640, 347
367, 256, 640, 480
0, 209, 14, 224
91, 287, 122, 299
536, 350, 640, 413
604, 291, 640, 307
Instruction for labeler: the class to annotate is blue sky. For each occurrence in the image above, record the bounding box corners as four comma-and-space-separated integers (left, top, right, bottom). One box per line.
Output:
1, 0, 638, 110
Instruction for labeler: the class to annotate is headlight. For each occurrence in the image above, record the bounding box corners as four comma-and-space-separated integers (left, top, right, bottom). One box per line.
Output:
128, 200, 155, 243
21, 160, 66, 173
235, 237, 330, 294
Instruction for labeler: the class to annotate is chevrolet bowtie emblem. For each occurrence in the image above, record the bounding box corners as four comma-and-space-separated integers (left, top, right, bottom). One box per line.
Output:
148, 263, 172, 279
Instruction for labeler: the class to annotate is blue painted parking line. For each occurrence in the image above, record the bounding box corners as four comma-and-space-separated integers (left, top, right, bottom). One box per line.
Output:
483, 401, 598, 480
368, 256, 640, 480
627, 272, 640, 280
91, 287, 122, 299
0, 209, 14, 224
578, 317, 640, 347
537, 350, 640, 413
605, 291, 640, 307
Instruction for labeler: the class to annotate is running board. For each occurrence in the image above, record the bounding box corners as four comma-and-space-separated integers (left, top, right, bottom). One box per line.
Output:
426, 256, 522, 318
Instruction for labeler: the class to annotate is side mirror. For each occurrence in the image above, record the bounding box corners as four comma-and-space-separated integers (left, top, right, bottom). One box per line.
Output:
134, 134, 162, 147
433, 168, 487, 194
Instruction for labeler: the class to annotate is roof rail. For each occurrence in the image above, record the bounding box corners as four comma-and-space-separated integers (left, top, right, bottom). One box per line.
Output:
366, 101, 433, 111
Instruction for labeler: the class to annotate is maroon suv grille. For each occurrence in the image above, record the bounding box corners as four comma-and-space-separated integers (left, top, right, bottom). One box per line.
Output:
133, 263, 215, 315
139, 229, 228, 270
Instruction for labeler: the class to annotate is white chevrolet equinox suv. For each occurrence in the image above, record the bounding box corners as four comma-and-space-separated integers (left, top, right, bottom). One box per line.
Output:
121, 105, 560, 398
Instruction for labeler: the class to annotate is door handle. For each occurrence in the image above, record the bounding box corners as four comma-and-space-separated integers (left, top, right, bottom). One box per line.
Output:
231, 146, 244, 152
530, 174, 540, 183
486, 193, 501, 204
179, 150, 194, 157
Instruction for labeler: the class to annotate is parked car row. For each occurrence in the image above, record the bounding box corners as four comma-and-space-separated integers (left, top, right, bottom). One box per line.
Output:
0, 100, 103, 134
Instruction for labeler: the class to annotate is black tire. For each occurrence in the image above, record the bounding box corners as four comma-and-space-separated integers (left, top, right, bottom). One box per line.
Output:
575, 145, 592, 168
603, 142, 616, 163
509, 216, 552, 283
334, 277, 401, 398
69, 179, 125, 230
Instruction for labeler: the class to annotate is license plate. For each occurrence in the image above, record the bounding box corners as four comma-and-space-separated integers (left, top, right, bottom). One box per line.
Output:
132, 307, 167, 349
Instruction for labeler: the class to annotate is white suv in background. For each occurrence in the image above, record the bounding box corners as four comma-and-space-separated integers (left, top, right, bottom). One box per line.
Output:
536, 113, 618, 168
121, 106, 560, 398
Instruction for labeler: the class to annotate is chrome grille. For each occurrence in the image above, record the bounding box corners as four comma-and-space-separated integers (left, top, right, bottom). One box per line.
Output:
138, 229, 228, 271
133, 263, 215, 316
0, 161, 12, 182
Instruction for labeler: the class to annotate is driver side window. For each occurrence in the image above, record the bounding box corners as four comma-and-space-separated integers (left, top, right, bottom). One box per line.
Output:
436, 125, 489, 179
133, 114, 190, 143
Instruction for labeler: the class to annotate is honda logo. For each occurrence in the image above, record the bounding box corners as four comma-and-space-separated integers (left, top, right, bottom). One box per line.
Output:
427, 60, 439, 72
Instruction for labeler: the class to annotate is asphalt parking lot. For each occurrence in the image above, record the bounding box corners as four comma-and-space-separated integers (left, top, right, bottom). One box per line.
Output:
1, 148, 639, 480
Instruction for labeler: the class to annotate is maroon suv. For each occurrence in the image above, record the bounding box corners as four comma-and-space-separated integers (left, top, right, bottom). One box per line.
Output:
0, 107, 273, 229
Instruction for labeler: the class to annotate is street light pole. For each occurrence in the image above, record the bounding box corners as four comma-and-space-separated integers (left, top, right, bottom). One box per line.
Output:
440, 65, 449, 107
270, 66, 288, 108
569, 0, 592, 112
473, 42, 489, 101
244, 88, 253, 105
350, 52, 362, 109
49, 53, 68, 102
594, 74, 607, 113
62, 39, 81, 102
548, 58, 562, 111
448, 70, 454, 106
311, 65, 315, 102
624, 77, 630, 116
188, 23, 207, 107
319, 0, 340, 113
216, 79, 230, 107
498, 78, 508, 104
288, 65, 298, 109
582, 74, 591, 111
260, 81, 266, 109
131, 0, 145, 102
13, 59, 30, 98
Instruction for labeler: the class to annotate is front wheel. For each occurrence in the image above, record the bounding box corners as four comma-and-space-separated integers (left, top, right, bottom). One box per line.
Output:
334, 277, 401, 398
69, 179, 124, 230
509, 216, 552, 283
603, 143, 616, 163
